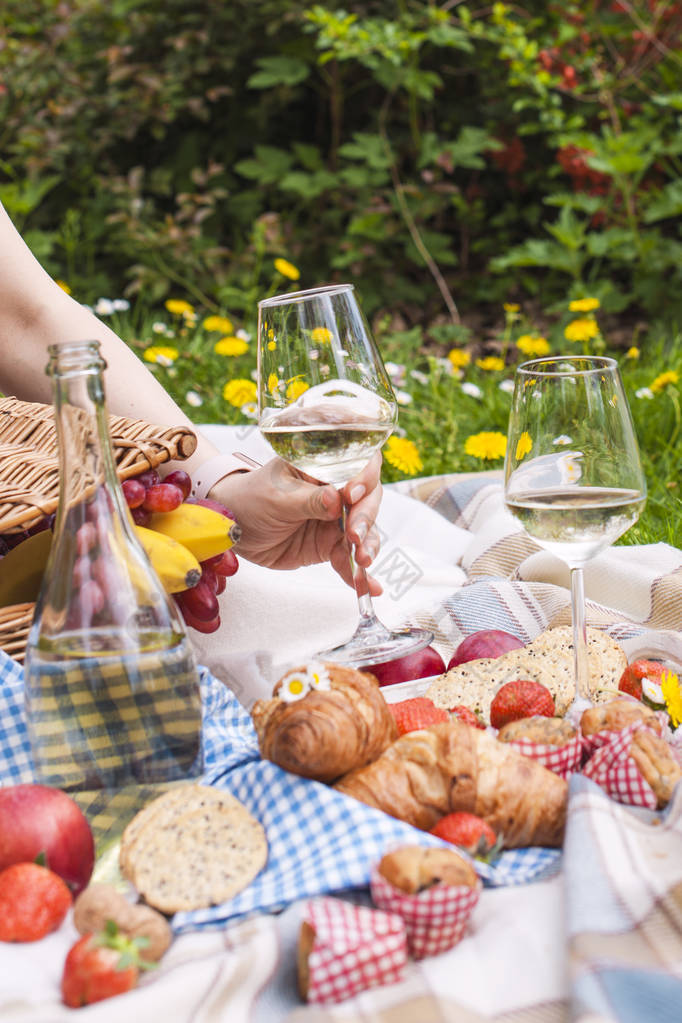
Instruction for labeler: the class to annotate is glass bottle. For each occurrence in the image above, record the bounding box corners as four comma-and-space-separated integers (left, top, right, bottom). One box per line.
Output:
24, 341, 202, 792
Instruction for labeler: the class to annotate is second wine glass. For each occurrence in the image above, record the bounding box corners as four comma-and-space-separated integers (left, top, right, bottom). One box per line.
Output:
504, 356, 647, 712
257, 283, 433, 667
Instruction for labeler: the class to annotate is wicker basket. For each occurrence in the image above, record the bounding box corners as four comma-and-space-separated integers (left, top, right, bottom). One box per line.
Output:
0, 396, 197, 661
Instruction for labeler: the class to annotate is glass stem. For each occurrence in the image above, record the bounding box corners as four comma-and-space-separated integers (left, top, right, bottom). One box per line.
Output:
341, 504, 379, 627
570, 565, 590, 703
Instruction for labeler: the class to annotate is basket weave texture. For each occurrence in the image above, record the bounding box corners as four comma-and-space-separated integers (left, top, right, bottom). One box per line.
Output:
0, 396, 197, 534
0, 396, 197, 661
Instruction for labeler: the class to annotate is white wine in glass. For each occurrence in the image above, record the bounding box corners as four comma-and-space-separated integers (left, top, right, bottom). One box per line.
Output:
504, 356, 647, 712
257, 283, 433, 667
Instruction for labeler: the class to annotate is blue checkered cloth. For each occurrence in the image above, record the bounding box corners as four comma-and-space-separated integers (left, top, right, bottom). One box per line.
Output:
0, 649, 560, 932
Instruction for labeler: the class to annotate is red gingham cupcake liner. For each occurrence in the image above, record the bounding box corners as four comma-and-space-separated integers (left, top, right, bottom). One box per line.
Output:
505, 732, 583, 779
581, 722, 659, 809
302, 896, 407, 1004
370, 866, 481, 960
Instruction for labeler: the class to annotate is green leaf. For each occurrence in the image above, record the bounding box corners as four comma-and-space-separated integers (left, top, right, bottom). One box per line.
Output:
279, 169, 337, 197
643, 180, 682, 224
338, 133, 391, 170
247, 56, 310, 89
233, 146, 293, 184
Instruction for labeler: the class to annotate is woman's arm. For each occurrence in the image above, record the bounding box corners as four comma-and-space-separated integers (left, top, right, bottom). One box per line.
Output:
0, 202, 222, 477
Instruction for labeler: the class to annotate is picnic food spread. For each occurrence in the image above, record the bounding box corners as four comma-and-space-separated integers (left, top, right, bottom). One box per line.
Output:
3, 623, 682, 1011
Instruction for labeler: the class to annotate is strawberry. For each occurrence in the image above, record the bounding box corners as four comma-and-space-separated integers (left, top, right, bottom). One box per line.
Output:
388, 696, 449, 735
449, 704, 485, 729
618, 659, 665, 702
0, 862, 72, 942
489, 679, 555, 729
431, 811, 499, 859
61, 921, 152, 1008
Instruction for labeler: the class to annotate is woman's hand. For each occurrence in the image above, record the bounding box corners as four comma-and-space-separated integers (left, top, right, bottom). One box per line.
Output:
210, 452, 383, 594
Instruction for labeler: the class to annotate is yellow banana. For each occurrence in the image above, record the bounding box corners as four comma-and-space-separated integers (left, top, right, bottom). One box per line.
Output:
134, 524, 202, 593
147, 503, 241, 562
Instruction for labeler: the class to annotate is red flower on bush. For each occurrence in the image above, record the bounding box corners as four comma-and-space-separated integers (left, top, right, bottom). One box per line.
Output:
556, 145, 610, 195
491, 137, 526, 175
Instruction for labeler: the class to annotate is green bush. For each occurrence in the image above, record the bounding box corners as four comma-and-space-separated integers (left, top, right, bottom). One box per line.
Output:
1, 1, 681, 326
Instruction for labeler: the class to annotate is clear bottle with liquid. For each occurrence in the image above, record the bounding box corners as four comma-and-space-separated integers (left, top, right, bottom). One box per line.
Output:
24, 340, 203, 792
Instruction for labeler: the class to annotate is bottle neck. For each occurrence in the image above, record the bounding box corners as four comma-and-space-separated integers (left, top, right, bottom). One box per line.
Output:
48, 341, 121, 512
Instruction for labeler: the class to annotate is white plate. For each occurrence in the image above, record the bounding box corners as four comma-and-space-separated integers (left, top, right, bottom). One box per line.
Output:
379, 675, 441, 703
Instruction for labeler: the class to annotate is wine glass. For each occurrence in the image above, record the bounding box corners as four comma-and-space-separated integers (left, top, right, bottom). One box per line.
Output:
257, 283, 433, 667
504, 356, 647, 713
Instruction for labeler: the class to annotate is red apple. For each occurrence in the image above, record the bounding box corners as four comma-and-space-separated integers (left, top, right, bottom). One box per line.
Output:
364, 646, 446, 687
447, 629, 524, 670
0, 784, 95, 896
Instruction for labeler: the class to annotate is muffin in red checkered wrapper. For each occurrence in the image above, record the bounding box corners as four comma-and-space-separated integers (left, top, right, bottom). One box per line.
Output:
370, 845, 481, 960
297, 896, 407, 1004
496, 716, 582, 778
579, 697, 665, 761
581, 720, 682, 810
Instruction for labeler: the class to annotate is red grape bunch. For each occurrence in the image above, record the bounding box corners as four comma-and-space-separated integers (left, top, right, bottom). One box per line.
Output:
121, 468, 239, 635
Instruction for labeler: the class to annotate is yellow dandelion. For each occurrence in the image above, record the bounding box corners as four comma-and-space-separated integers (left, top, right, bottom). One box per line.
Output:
625, 347, 640, 360
143, 346, 179, 365
465, 431, 507, 461
383, 437, 423, 475
286, 378, 310, 402
223, 379, 257, 407
661, 670, 682, 729
311, 326, 333, 345
476, 356, 505, 372
55, 279, 72, 295
203, 314, 234, 333
516, 335, 550, 357
515, 432, 533, 460
448, 349, 471, 369
650, 370, 680, 394
214, 336, 249, 357
267, 372, 281, 396
569, 297, 600, 313
165, 298, 195, 317
274, 258, 300, 281
564, 318, 600, 343
504, 303, 520, 312
268, 340, 277, 351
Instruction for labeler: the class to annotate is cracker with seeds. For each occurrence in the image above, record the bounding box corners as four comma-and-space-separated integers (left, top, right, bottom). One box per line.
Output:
426, 626, 627, 721
120, 784, 268, 914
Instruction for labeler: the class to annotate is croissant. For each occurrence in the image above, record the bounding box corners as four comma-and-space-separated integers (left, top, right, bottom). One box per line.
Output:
335, 720, 567, 848
250, 663, 398, 783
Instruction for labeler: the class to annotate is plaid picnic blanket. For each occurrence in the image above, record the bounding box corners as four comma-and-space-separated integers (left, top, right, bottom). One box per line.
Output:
565, 774, 682, 1023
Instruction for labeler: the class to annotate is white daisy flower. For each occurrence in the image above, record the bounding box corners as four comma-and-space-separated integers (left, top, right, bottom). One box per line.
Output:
410, 369, 429, 385
461, 381, 483, 399
498, 379, 515, 394
553, 434, 572, 446
395, 389, 413, 406
308, 664, 331, 691
236, 328, 251, 341
279, 669, 311, 703
152, 321, 168, 334
241, 402, 258, 419
94, 298, 115, 316
642, 678, 664, 704
186, 390, 203, 408
112, 299, 130, 312
636, 387, 654, 399
156, 354, 174, 368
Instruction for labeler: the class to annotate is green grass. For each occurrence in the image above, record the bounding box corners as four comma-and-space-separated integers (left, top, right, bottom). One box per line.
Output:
115, 302, 682, 549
